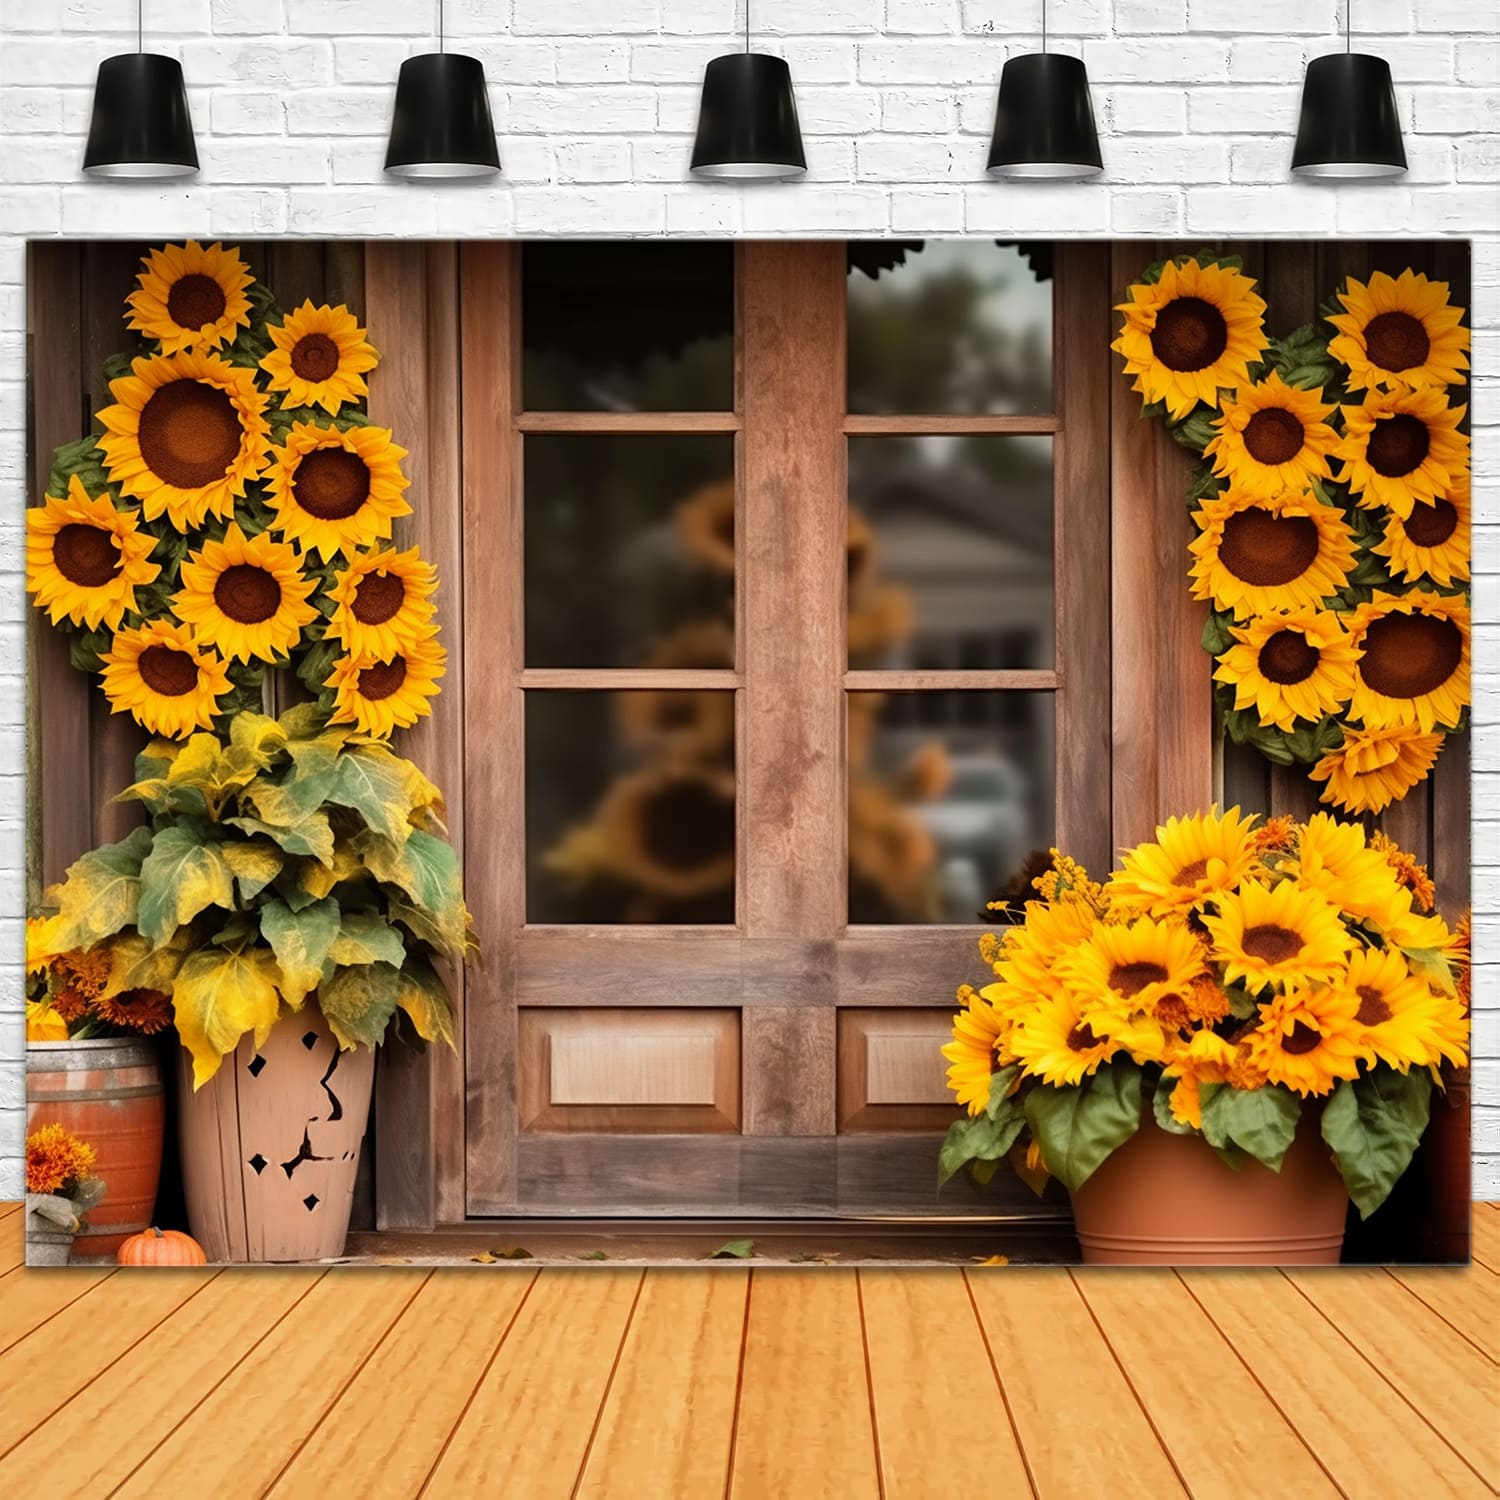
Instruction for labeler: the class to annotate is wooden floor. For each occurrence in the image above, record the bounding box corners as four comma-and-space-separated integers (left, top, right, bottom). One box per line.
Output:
1, 1202, 1496, 1499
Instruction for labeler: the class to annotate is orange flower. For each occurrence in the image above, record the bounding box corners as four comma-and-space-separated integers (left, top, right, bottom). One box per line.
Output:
48, 949, 112, 1022
94, 987, 173, 1036
1369, 831, 1436, 914
25, 1123, 97, 1196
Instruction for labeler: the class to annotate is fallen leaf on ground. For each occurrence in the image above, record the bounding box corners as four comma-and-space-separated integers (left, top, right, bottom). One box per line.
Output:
971, 1254, 1010, 1266
709, 1238, 755, 1259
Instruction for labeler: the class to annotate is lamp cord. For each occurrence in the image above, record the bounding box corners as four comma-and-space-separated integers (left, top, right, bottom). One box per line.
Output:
438, 0, 444, 54
137, 0, 142, 52
1042, 0, 1047, 54
1346, 0, 1351, 52
745, 0, 750, 53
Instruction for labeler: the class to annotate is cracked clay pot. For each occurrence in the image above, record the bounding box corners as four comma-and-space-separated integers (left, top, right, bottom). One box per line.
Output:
176, 1008, 375, 1263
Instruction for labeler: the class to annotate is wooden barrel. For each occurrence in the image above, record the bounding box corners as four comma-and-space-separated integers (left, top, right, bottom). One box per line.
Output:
27, 1038, 166, 1261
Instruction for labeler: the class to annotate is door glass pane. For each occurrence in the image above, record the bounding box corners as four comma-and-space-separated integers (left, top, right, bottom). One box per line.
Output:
525, 434, 735, 669
848, 435, 1053, 670
522, 242, 734, 411
527, 690, 736, 925
847, 241, 1052, 415
848, 691, 1055, 924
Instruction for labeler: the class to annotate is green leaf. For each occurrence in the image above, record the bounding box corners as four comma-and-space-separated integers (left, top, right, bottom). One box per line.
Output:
259, 896, 341, 1008
709, 1239, 755, 1259
1201, 612, 1236, 657
49, 826, 154, 951
357, 828, 462, 917
225, 811, 335, 866
938, 1109, 1028, 1187
985, 1063, 1022, 1120
394, 953, 456, 1047
1198, 1084, 1303, 1171
317, 961, 401, 1049
387, 896, 469, 964
1225, 985, 1259, 1020
1401, 947, 1456, 996
243, 733, 343, 825
1151, 1075, 1199, 1136
221, 838, 283, 901
1022, 1061, 1142, 1193
327, 744, 433, 843
136, 825, 238, 947
1322, 1068, 1432, 1218
573, 1250, 609, 1261
328, 911, 407, 970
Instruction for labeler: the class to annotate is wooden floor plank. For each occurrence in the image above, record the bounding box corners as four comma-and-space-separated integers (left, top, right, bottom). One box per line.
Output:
0, 1212, 26, 1273
575, 1271, 747, 1500
0, 1270, 321, 1496
111, 1270, 427, 1498
268, 1269, 536, 1499
1286, 1269, 1500, 1487
0, 1270, 216, 1451
729, 1270, 882, 1500
0, 1266, 115, 1357
1184, 1271, 1491, 1500
1390, 1265, 1500, 1362
1468, 1204, 1500, 1272
423, 1270, 643, 1495
861, 1269, 1034, 1499
1073, 1271, 1340, 1497
0, 1202, 20, 1221
966, 1269, 1187, 1500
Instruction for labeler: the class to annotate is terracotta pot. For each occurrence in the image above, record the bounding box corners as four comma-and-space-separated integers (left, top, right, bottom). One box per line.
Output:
1070, 1109, 1347, 1265
177, 1008, 375, 1263
25, 1213, 75, 1267
26, 1037, 166, 1261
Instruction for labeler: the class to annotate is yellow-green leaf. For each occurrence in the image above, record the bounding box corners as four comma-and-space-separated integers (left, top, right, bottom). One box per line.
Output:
395, 954, 456, 1048
228, 711, 288, 767
327, 744, 433, 843
297, 840, 362, 900
101, 929, 191, 998
222, 838, 283, 901
226, 812, 335, 866
137, 826, 237, 947
318, 961, 401, 1049
357, 828, 465, 944
172, 946, 284, 1089
328, 912, 406, 969
259, 896, 340, 1008
50, 827, 153, 951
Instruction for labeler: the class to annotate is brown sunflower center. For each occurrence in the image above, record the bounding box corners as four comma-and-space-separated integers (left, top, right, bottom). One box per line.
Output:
641, 778, 735, 872
166, 273, 228, 331
358, 656, 408, 700
1241, 924, 1302, 965
1173, 857, 1210, 887
136, 644, 200, 697
1402, 499, 1458, 548
213, 564, 282, 624
1257, 629, 1321, 686
53, 523, 120, 587
1109, 961, 1170, 998
1066, 1022, 1104, 1052
1280, 1021, 1323, 1055
1150, 296, 1229, 372
1359, 611, 1462, 699
138, 379, 242, 489
352, 571, 406, 625
1241, 407, 1306, 466
1363, 311, 1431, 373
290, 332, 341, 383
1217, 508, 1321, 587
1366, 414, 1430, 478
292, 448, 371, 521
1355, 985, 1393, 1026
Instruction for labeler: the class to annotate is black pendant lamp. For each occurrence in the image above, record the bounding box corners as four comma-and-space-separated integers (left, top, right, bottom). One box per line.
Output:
83, 0, 198, 178
1291, 2, 1406, 178
987, 0, 1102, 179
384, 0, 500, 179
690, 3, 805, 180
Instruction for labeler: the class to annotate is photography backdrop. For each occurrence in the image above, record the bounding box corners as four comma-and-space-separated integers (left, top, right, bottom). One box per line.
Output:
1, 0, 1496, 1199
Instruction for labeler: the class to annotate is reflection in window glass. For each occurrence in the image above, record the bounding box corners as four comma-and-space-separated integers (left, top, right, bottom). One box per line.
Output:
847, 435, 1053, 670
527, 691, 737, 925
848, 692, 1055, 924
525, 435, 735, 668
522, 242, 734, 411
847, 240, 1052, 415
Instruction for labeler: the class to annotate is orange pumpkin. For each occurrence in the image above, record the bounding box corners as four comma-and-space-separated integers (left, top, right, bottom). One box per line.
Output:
116, 1227, 208, 1266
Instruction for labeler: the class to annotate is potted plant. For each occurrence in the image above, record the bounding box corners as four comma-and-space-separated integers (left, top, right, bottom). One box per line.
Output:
25, 1124, 106, 1266
939, 808, 1469, 1264
33, 704, 473, 1263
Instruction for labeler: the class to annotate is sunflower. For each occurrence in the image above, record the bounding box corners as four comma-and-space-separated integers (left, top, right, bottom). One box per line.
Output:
27, 1000, 69, 1043
1342, 946, 1467, 1074
1057, 915, 1207, 1044
1189, 487, 1356, 619
943, 992, 1008, 1116
1327, 269, 1470, 396
1333, 386, 1470, 520
26, 475, 160, 630
1160, 1029, 1240, 1129
96, 350, 272, 531
265, 421, 412, 562
1202, 879, 1351, 995
173, 522, 318, 664
1108, 807, 1262, 917
1213, 607, 1359, 731
1009, 989, 1119, 1087
1112, 257, 1269, 421
1290, 813, 1409, 932
260, 301, 380, 415
1346, 590, 1469, 732
1371, 473, 1470, 589
125, 241, 253, 355
326, 544, 438, 659
1309, 723, 1444, 815
27, 915, 64, 977
1204, 372, 1338, 499
618, 621, 735, 761
675, 480, 736, 572
325, 634, 447, 740
93, 987, 174, 1037
100, 619, 233, 739
1245, 984, 1365, 1097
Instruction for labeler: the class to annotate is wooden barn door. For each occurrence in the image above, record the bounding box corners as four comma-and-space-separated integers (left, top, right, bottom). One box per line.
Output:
453, 240, 1113, 1221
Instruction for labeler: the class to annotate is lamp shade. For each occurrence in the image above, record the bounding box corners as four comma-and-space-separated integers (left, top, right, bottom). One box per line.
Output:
384, 52, 500, 179
83, 53, 198, 179
986, 53, 1102, 179
1291, 52, 1406, 179
690, 52, 805, 181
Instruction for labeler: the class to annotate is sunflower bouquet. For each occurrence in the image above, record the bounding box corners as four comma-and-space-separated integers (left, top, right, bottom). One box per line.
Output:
1113, 255, 1471, 815
940, 809, 1469, 1218
27, 241, 443, 743
25, 928, 172, 1043
25, 1123, 106, 1237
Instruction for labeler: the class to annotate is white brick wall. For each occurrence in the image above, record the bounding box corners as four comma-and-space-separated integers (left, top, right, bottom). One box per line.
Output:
1, 0, 1497, 1199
